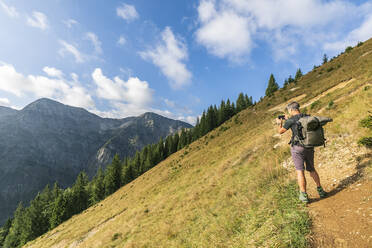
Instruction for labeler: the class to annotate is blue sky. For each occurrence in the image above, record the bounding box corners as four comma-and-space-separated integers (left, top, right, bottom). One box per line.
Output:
0, 0, 371, 124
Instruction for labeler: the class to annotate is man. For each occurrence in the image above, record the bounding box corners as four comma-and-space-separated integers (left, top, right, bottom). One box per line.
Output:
276, 101, 327, 203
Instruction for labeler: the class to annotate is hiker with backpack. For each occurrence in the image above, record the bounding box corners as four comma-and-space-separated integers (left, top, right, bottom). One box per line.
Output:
276, 101, 332, 203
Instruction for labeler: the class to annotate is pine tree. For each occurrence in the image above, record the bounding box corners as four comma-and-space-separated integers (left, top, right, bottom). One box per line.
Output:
22, 194, 49, 243
51, 182, 61, 200
236, 93, 246, 112
217, 100, 226, 125
294, 68, 303, 82
265, 74, 279, 97
244, 94, 252, 107
171, 133, 179, 153
50, 194, 67, 229
92, 167, 105, 204
131, 151, 141, 178
164, 135, 172, 157
71, 172, 89, 215
4, 203, 26, 248
322, 54, 328, 64
0, 218, 12, 247
288, 75, 294, 84
225, 99, 234, 120
199, 111, 207, 136
104, 155, 122, 196
122, 164, 135, 185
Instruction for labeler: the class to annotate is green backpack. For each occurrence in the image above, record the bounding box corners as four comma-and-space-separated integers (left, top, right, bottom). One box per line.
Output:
293, 116, 333, 148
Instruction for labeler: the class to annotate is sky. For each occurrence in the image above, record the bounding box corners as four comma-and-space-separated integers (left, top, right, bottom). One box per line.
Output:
0, 0, 371, 125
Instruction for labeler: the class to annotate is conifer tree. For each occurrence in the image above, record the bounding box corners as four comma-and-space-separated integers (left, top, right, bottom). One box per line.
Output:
164, 135, 172, 157
68, 172, 89, 216
92, 167, 105, 204
132, 151, 141, 177
122, 164, 135, 185
157, 138, 165, 160
322, 54, 328, 64
0, 218, 12, 247
288, 75, 294, 83
265, 74, 279, 97
218, 100, 226, 125
294, 68, 303, 82
236, 93, 246, 112
231, 102, 236, 115
225, 99, 233, 119
199, 111, 207, 136
171, 133, 179, 153
22, 193, 49, 243
104, 155, 122, 196
50, 193, 67, 229
4, 203, 26, 248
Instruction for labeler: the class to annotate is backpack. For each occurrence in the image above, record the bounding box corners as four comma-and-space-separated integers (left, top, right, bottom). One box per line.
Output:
292, 116, 333, 148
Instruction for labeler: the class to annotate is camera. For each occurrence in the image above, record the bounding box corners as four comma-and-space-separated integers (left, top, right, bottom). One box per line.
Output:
278, 115, 286, 120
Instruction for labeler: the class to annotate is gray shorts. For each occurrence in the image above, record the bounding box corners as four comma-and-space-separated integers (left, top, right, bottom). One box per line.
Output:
290, 145, 315, 171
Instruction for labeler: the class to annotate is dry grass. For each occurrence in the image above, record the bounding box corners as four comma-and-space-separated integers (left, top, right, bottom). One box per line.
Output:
25, 38, 372, 248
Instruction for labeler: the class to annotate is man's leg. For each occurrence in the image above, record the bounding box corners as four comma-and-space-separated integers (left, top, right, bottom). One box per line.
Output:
309, 170, 321, 187
296, 170, 306, 192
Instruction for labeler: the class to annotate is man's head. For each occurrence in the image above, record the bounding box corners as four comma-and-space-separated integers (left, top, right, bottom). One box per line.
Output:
287, 101, 301, 116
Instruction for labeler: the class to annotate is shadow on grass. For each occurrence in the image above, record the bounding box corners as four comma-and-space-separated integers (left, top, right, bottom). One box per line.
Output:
309, 152, 371, 204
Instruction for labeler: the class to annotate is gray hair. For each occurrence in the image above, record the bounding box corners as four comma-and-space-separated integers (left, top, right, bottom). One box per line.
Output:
287, 101, 300, 112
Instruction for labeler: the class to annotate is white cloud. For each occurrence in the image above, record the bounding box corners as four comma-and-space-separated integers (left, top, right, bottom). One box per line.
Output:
0, 62, 94, 109
92, 68, 154, 107
324, 14, 372, 51
91, 68, 159, 117
0, 0, 19, 18
62, 19, 78, 28
27, 11, 48, 30
195, 0, 372, 62
117, 35, 126, 46
140, 27, 192, 89
85, 32, 103, 54
58, 40, 85, 63
91, 68, 195, 121
116, 3, 139, 21
196, 6, 253, 61
0, 97, 10, 106
164, 98, 175, 108
43, 66, 64, 78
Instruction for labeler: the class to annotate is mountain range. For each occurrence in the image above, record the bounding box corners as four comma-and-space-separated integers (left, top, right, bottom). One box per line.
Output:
0, 98, 192, 225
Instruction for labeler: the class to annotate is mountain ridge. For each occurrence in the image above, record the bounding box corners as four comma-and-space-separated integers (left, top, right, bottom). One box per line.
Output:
0, 98, 192, 225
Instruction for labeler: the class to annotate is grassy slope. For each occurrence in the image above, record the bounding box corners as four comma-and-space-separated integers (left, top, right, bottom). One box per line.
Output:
25, 38, 372, 248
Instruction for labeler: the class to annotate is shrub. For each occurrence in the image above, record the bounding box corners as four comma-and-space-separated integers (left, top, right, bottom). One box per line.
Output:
112, 233, 122, 241
327, 100, 334, 109
358, 115, 372, 148
327, 67, 334, 72
357, 41, 363, 47
345, 46, 353, 53
310, 100, 321, 110
358, 137, 372, 148
360, 115, 372, 129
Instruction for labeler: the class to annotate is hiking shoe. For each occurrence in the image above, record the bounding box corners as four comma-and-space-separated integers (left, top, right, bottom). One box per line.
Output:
299, 192, 309, 203
317, 186, 327, 198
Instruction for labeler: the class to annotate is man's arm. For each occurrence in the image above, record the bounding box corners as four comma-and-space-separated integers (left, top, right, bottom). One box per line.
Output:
276, 118, 288, 134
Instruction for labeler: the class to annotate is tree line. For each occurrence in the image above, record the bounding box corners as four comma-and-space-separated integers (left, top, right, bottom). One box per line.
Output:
0, 92, 254, 248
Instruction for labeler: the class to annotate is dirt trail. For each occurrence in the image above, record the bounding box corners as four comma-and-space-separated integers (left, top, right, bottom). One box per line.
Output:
307, 138, 372, 248
281, 135, 372, 247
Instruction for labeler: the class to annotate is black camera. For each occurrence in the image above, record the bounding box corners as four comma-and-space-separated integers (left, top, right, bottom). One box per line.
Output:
278, 115, 286, 120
